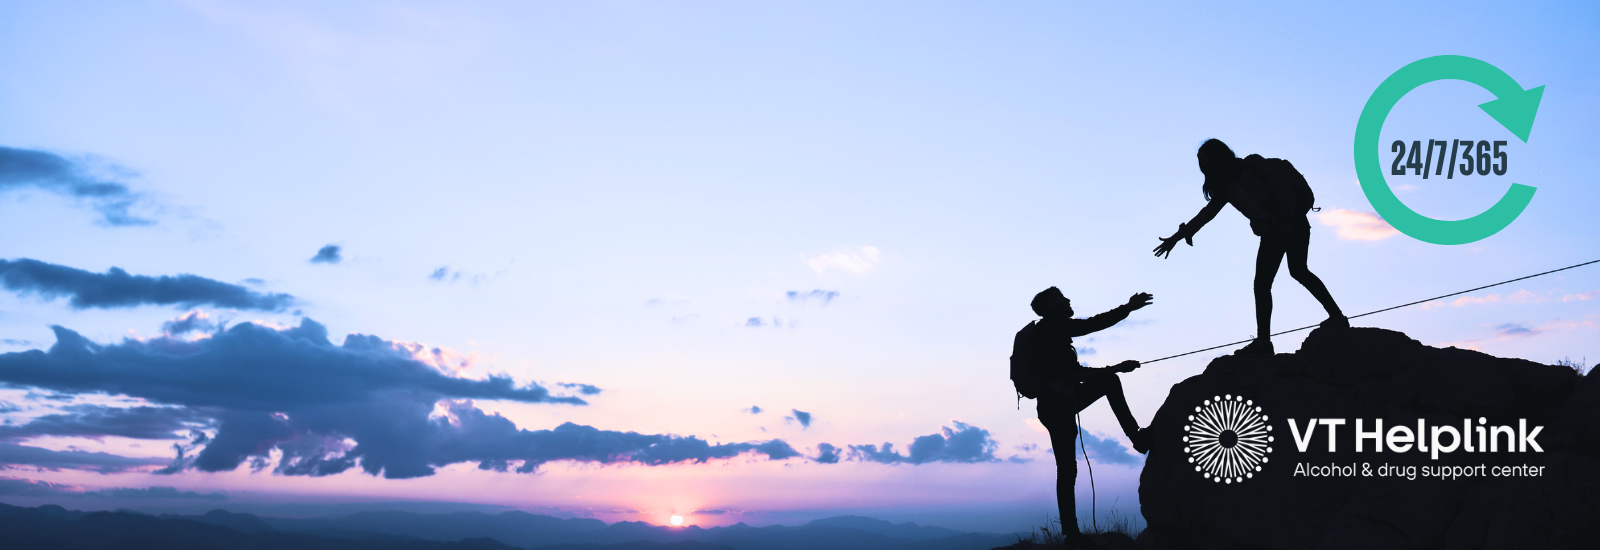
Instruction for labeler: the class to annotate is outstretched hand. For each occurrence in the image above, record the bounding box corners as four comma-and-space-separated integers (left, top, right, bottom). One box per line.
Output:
1111, 360, 1140, 373
1152, 223, 1193, 259
1125, 292, 1153, 311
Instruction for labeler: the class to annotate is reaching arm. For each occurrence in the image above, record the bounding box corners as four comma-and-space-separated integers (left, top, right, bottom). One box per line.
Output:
1105, 360, 1140, 373
1153, 199, 1226, 258
1063, 293, 1154, 337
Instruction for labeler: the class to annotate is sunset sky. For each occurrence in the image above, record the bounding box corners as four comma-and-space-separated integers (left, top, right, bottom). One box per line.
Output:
1, 1, 1597, 534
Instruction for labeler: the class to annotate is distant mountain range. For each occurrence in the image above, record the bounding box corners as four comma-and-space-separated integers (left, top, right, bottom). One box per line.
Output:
0, 502, 1016, 550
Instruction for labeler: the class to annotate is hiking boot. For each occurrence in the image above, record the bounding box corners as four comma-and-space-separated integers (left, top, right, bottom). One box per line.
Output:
1130, 427, 1151, 454
1320, 315, 1350, 330
1237, 338, 1274, 356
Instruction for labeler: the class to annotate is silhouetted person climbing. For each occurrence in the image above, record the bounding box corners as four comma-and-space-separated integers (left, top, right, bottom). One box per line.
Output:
1011, 287, 1152, 546
1154, 139, 1347, 355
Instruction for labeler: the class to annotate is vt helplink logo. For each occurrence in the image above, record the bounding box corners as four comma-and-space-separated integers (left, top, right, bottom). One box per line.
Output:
1184, 394, 1273, 484
1355, 55, 1545, 245
1181, 393, 1550, 483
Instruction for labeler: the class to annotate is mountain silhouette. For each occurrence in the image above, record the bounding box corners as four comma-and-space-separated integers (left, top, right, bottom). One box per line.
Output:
0, 503, 1010, 550
0, 503, 535, 550
1137, 326, 1598, 548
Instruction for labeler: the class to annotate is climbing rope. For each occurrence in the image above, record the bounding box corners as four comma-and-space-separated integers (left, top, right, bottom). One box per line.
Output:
1077, 412, 1095, 534
1140, 258, 1600, 365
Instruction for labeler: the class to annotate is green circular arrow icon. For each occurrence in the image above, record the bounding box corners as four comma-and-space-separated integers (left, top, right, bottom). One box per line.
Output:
1355, 55, 1544, 245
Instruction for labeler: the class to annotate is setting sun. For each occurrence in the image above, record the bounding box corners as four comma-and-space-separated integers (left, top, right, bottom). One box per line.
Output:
670, 515, 684, 526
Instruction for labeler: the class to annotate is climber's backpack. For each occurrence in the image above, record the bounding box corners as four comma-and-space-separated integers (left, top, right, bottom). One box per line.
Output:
1010, 321, 1045, 404
1243, 154, 1317, 215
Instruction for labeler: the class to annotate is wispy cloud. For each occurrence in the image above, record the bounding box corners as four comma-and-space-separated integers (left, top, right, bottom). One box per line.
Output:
786, 290, 840, 305
743, 317, 793, 329
805, 246, 881, 274
1421, 289, 1545, 310
1006, 443, 1040, 464
428, 265, 502, 285
557, 382, 602, 396
1561, 289, 1600, 302
1434, 319, 1596, 350
1317, 209, 1398, 241
0, 146, 150, 226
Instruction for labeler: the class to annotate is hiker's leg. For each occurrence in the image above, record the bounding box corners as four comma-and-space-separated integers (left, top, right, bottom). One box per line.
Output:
1285, 229, 1344, 318
1076, 371, 1141, 440
1254, 235, 1288, 338
1042, 410, 1080, 536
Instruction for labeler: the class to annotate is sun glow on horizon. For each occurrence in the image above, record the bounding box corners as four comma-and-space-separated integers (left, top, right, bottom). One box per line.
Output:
670, 515, 684, 526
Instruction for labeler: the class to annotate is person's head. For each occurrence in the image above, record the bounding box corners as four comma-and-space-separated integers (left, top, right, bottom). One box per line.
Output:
1197, 138, 1238, 201
1030, 287, 1073, 318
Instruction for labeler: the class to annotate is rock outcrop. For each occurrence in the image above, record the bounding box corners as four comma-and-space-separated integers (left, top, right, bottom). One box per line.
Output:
1137, 327, 1598, 549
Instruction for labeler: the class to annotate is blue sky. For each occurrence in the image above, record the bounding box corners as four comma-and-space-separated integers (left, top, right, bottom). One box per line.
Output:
0, 1, 1596, 534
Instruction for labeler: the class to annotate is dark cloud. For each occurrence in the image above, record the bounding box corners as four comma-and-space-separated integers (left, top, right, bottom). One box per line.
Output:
0, 476, 225, 500
436, 402, 799, 475
0, 442, 168, 473
557, 382, 602, 396
1071, 430, 1142, 466
693, 509, 729, 515
846, 421, 999, 465
0, 405, 208, 441
786, 290, 839, 305
0, 320, 797, 478
0, 146, 149, 226
161, 311, 218, 335
0, 258, 293, 311
814, 443, 840, 464
309, 245, 342, 264
786, 409, 812, 428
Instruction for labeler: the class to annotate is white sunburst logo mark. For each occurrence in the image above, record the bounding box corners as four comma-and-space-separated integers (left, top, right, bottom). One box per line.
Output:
1184, 394, 1273, 484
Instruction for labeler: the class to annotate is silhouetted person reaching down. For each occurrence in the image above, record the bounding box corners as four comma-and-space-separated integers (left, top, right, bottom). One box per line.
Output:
1153, 139, 1348, 355
1011, 287, 1152, 545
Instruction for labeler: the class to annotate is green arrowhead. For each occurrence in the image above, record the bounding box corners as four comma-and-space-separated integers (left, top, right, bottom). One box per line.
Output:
1477, 85, 1544, 143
